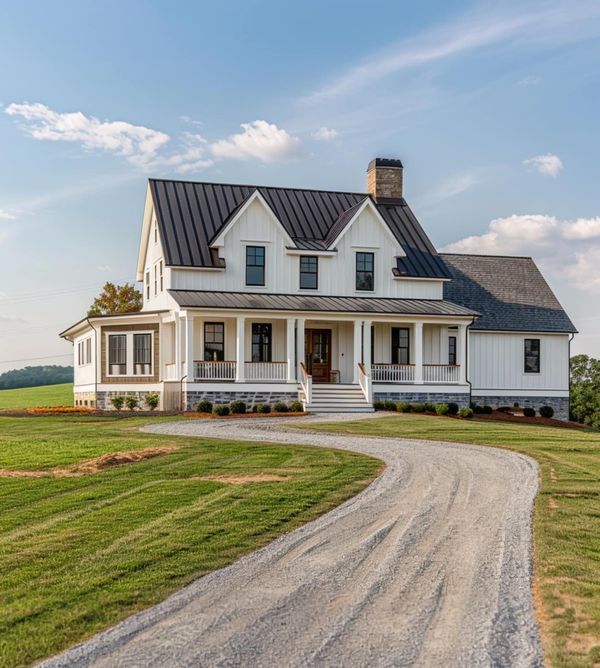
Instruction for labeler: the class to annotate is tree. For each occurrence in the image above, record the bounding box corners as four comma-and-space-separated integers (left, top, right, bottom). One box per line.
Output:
570, 354, 600, 428
88, 282, 142, 316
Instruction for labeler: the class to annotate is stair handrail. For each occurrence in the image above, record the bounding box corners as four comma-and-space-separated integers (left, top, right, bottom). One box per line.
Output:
357, 362, 373, 403
299, 362, 312, 406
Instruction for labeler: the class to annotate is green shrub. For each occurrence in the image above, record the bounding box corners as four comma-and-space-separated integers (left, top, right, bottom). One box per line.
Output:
472, 404, 484, 414
145, 393, 159, 411
497, 406, 513, 414
256, 403, 271, 414
212, 404, 230, 416
195, 399, 213, 413
447, 402, 459, 415
424, 402, 436, 413
229, 400, 246, 414
482, 405, 493, 415
288, 400, 304, 412
435, 403, 449, 415
411, 403, 426, 413
125, 396, 139, 411
458, 407, 474, 419
396, 402, 411, 413
384, 400, 397, 411
373, 400, 385, 410
273, 401, 288, 413
523, 406, 536, 417
110, 396, 124, 411
539, 405, 554, 418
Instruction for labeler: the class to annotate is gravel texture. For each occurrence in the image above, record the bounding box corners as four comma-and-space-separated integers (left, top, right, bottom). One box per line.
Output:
41, 414, 543, 667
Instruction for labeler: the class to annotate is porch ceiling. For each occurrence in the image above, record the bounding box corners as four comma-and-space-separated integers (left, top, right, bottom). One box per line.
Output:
168, 290, 478, 318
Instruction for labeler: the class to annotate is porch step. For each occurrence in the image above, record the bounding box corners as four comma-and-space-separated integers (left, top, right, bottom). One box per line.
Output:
300, 383, 374, 413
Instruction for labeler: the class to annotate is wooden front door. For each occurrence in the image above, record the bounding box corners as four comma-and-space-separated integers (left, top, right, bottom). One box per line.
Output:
305, 329, 332, 383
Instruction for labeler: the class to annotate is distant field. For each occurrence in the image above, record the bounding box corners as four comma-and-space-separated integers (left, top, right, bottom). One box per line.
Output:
0, 383, 73, 409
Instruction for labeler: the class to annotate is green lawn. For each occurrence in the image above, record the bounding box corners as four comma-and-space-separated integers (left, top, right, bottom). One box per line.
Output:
0, 383, 73, 409
299, 413, 600, 668
0, 415, 381, 667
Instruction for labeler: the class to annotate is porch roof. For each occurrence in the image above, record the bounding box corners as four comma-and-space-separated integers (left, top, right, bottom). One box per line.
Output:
168, 289, 478, 318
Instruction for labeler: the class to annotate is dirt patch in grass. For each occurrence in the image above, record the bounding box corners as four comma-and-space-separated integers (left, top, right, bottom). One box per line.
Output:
194, 474, 289, 484
0, 446, 178, 478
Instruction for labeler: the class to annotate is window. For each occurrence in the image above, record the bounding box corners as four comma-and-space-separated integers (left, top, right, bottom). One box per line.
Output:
154, 221, 158, 243
154, 265, 158, 296
77, 338, 92, 366
356, 252, 374, 291
133, 333, 152, 375
246, 246, 265, 286
448, 336, 457, 365
159, 261, 163, 292
145, 271, 150, 300
108, 334, 127, 375
299, 256, 318, 290
391, 327, 410, 365
204, 323, 224, 361
252, 323, 272, 362
524, 338, 540, 373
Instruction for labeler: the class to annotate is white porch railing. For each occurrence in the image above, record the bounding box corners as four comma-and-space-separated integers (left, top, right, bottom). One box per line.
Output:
194, 360, 236, 380
299, 362, 312, 406
164, 363, 178, 381
244, 361, 287, 381
358, 363, 373, 402
423, 364, 460, 383
371, 364, 415, 383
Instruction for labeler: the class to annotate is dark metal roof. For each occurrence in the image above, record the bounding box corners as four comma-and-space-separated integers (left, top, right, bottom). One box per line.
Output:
368, 158, 404, 170
169, 289, 477, 317
149, 179, 449, 279
441, 254, 577, 333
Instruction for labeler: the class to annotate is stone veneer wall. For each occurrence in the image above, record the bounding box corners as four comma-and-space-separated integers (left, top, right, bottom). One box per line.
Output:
471, 395, 569, 421
185, 390, 298, 411
374, 391, 470, 406
95, 390, 159, 411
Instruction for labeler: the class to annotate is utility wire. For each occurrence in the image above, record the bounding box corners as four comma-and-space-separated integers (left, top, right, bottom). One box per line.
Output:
0, 353, 72, 364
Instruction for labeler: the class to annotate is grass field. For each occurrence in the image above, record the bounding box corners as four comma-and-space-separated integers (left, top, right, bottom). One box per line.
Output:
0, 383, 73, 409
0, 415, 381, 667
299, 413, 600, 668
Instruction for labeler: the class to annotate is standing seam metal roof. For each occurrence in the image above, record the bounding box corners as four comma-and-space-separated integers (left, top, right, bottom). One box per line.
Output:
149, 179, 450, 279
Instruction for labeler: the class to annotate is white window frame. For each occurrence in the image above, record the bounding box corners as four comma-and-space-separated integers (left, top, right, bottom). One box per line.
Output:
242, 241, 269, 291
77, 337, 93, 366
106, 330, 154, 377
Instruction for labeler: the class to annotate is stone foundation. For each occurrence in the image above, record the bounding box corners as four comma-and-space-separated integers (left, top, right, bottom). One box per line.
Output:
471, 395, 569, 421
185, 390, 299, 412
95, 390, 160, 411
374, 391, 470, 406
74, 392, 97, 408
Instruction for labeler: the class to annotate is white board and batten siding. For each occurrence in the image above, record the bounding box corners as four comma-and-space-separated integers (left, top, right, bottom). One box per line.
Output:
468, 331, 570, 395
73, 330, 96, 387
169, 198, 444, 299
142, 215, 177, 312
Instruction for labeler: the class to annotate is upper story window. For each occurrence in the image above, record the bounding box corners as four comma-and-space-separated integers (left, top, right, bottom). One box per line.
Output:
252, 323, 272, 362
356, 252, 374, 291
108, 334, 127, 375
154, 220, 158, 243
246, 246, 265, 286
134, 334, 152, 375
448, 335, 457, 365
524, 338, 540, 373
145, 271, 150, 300
204, 322, 224, 361
299, 256, 318, 290
154, 265, 158, 296
159, 261, 163, 291
391, 327, 410, 365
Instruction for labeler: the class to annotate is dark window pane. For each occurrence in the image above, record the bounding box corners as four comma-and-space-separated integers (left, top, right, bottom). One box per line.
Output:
448, 336, 457, 365
251, 323, 272, 362
391, 327, 410, 365
108, 334, 127, 374
524, 338, 540, 373
246, 246, 265, 286
204, 322, 224, 361
356, 252, 374, 291
134, 333, 152, 374
299, 255, 318, 289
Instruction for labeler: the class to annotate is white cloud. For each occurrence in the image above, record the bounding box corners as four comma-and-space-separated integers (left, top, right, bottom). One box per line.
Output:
0, 314, 27, 324
96, 265, 112, 272
0, 208, 19, 220
433, 172, 479, 201
443, 213, 600, 294
211, 121, 301, 162
522, 153, 563, 177
311, 127, 339, 141
518, 75, 542, 87
148, 132, 214, 173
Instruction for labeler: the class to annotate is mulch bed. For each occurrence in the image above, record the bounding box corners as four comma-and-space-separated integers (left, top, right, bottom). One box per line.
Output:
182, 411, 307, 419
473, 411, 587, 429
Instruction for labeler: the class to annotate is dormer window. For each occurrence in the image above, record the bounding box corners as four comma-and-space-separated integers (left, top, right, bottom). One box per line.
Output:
356, 252, 374, 291
246, 246, 265, 286
299, 256, 318, 290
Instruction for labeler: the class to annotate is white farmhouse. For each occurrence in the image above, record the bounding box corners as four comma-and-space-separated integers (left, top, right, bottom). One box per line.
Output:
60, 159, 576, 417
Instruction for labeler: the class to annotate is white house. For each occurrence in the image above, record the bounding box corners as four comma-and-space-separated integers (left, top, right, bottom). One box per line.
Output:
60, 159, 576, 417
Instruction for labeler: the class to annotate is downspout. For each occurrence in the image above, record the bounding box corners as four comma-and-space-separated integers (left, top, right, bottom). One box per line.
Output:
466, 317, 476, 407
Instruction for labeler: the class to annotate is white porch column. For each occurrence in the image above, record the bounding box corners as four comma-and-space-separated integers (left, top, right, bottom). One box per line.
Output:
296, 318, 305, 375
286, 317, 296, 382
458, 323, 467, 384
353, 319, 362, 383
174, 314, 182, 379
414, 321, 424, 384
363, 320, 372, 373
235, 316, 246, 382
185, 316, 194, 380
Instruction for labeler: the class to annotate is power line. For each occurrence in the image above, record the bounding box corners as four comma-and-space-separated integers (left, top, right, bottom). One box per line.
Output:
0, 353, 72, 364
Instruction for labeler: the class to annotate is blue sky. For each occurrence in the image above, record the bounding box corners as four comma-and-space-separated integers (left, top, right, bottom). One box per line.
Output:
1, 0, 600, 372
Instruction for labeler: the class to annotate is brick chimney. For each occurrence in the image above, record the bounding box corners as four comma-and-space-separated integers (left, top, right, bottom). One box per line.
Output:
366, 158, 403, 200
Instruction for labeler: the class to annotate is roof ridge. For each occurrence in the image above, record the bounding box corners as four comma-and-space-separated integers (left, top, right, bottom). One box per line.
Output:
440, 252, 534, 260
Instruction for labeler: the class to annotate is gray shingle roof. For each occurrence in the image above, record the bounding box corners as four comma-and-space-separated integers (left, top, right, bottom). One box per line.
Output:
169, 289, 477, 317
441, 253, 577, 333
149, 179, 450, 279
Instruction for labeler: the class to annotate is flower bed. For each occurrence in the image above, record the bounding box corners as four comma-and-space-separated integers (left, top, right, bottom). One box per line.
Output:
183, 411, 307, 420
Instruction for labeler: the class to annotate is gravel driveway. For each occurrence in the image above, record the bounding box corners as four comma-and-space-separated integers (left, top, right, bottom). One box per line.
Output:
42, 414, 543, 667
